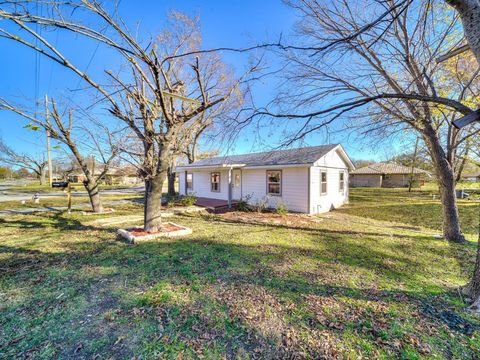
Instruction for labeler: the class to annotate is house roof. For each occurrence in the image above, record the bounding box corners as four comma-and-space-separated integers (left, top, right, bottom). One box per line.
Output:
351, 163, 431, 175
178, 144, 354, 170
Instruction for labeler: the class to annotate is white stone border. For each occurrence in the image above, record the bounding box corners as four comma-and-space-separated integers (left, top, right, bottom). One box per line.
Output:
117, 222, 192, 244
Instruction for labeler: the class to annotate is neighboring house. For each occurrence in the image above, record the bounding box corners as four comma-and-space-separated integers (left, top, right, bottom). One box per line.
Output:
350, 163, 431, 188
68, 166, 142, 185
176, 144, 355, 214
462, 173, 480, 182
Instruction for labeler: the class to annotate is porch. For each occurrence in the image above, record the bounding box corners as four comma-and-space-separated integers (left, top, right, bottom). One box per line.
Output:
195, 197, 239, 212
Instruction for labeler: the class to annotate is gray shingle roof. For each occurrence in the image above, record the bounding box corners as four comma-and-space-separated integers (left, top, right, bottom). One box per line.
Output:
351, 163, 430, 175
182, 144, 340, 168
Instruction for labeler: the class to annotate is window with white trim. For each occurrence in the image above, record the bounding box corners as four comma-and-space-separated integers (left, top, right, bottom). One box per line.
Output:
339, 172, 345, 192
267, 170, 281, 195
211, 172, 220, 192
320, 171, 327, 194
186, 173, 193, 191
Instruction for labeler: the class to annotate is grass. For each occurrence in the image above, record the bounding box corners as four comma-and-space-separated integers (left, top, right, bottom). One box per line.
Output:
1, 188, 480, 358
3, 182, 141, 193
340, 188, 480, 238
0, 195, 143, 211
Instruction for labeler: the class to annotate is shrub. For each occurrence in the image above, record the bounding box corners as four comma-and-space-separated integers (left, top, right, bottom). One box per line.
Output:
276, 200, 288, 216
236, 194, 252, 212
165, 194, 177, 208
179, 194, 197, 207
255, 196, 270, 213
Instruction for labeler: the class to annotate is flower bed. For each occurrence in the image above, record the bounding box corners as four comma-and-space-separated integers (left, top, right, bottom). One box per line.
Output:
117, 222, 192, 243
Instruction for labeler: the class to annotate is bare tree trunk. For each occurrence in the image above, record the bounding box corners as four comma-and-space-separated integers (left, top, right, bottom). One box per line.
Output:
437, 172, 465, 242
446, 0, 480, 62
456, 152, 469, 183
462, 240, 480, 311
144, 172, 167, 232
39, 170, 45, 185
455, 139, 471, 183
424, 128, 466, 243
408, 137, 420, 192
167, 167, 176, 197
83, 178, 104, 213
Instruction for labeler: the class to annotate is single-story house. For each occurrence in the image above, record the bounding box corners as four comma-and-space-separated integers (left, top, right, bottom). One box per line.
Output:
350, 163, 431, 188
176, 144, 355, 214
68, 166, 142, 185
462, 173, 480, 182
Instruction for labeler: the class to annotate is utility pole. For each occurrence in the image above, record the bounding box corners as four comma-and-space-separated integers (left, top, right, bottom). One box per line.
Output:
45, 95, 53, 186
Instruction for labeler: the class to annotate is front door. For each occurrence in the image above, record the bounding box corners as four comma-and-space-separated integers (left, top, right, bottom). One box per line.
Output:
232, 170, 242, 200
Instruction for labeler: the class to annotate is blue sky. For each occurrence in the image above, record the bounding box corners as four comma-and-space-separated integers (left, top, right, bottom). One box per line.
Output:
0, 0, 402, 162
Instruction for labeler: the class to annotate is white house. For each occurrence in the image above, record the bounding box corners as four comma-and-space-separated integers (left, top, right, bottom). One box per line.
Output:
176, 144, 355, 214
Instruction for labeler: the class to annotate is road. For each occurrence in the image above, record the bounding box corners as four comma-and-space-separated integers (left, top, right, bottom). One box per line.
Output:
0, 181, 145, 202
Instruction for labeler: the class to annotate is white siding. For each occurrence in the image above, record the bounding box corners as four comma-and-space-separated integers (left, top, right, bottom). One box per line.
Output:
178, 172, 186, 195
242, 167, 309, 213
309, 149, 350, 214
183, 170, 230, 200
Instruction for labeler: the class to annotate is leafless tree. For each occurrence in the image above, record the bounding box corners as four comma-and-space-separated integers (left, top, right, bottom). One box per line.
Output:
260, 0, 480, 243
0, 97, 121, 212
0, 2, 259, 231
255, 0, 480, 311
143, 13, 247, 197
0, 137, 47, 184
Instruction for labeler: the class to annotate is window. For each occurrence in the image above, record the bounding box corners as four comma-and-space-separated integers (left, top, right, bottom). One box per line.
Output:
339, 172, 345, 192
267, 170, 281, 195
234, 173, 241, 187
211, 172, 220, 192
320, 171, 327, 194
186, 173, 193, 191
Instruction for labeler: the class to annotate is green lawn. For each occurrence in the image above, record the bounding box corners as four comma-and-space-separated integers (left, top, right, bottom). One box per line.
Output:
4, 182, 141, 193
0, 195, 143, 212
340, 188, 480, 238
1, 189, 480, 358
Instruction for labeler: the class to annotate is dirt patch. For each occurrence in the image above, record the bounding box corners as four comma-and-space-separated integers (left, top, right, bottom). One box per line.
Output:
219, 211, 322, 228
117, 222, 192, 243
129, 223, 185, 236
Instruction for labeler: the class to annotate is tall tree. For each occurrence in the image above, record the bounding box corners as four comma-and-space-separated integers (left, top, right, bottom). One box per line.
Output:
0, 3, 257, 231
266, 0, 480, 243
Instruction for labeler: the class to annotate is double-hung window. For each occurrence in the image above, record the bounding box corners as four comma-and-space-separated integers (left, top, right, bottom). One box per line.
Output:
266, 170, 281, 195
211, 172, 220, 192
320, 171, 327, 194
339, 172, 345, 192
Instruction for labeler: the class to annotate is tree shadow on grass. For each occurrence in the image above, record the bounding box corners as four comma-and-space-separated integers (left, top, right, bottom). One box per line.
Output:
1, 214, 480, 358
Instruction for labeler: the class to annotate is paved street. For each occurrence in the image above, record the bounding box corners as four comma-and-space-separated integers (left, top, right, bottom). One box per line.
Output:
0, 181, 144, 202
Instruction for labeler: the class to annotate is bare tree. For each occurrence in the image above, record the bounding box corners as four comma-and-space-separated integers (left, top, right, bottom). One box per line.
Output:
259, 0, 480, 243
0, 137, 47, 184
0, 97, 121, 212
0, 3, 258, 231
250, 0, 480, 312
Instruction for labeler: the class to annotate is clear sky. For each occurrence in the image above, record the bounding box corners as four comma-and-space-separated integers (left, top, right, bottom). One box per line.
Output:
0, 0, 404, 162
